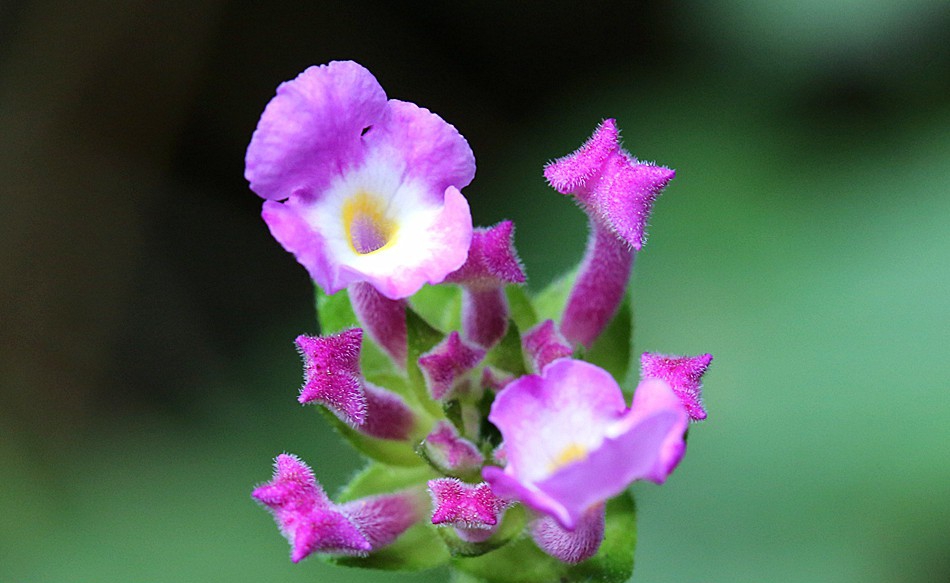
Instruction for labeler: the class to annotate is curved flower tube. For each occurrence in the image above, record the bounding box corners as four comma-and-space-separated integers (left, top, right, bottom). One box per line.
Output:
482, 359, 689, 530
246, 60, 475, 300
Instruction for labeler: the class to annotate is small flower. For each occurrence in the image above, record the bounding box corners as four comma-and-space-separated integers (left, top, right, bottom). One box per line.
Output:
521, 320, 573, 373
542, 119, 676, 348
246, 61, 475, 300
482, 359, 688, 530
445, 221, 526, 348
422, 420, 485, 476
418, 331, 486, 401
296, 329, 366, 426
544, 118, 674, 251
252, 454, 372, 562
296, 328, 416, 439
428, 478, 512, 543
253, 454, 423, 562
445, 220, 525, 289
529, 505, 605, 564
641, 352, 713, 421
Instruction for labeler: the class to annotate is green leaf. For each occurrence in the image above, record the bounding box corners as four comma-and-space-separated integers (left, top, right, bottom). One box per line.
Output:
406, 308, 447, 418
452, 492, 637, 583
330, 522, 450, 571
484, 320, 527, 377
583, 294, 633, 384
505, 286, 538, 331
532, 269, 577, 324
330, 463, 450, 572
411, 285, 461, 333
315, 406, 423, 467
337, 462, 436, 501
315, 286, 395, 376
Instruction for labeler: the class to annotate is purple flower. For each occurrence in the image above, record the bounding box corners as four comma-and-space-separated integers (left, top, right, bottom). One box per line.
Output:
529, 505, 605, 564
521, 320, 573, 373
246, 61, 475, 300
445, 221, 526, 348
641, 352, 713, 421
296, 328, 417, 440
418, 331, 486, 401
543, 119, 675, 348
296, 329, 366, 425
422, 420, 485, 475
253, 454, 422, 562
544, 119, 673, 251
428, 478, 512, 543
482, 359, 688, 530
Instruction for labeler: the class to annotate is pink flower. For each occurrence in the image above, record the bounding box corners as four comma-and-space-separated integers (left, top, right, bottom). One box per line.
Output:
542, 119, 675, 348
521, 320, 573, 373
418, 331, 486, 401
544, 118, 673, 251
253, 454, 422, 562
482, 359, 688, 530
445, 221, 526, 348
428, 478, 512, 543
295, 328, 417, 440
422, 420, 485, 475
641, 352, 714, 421
246, 61, 475, 299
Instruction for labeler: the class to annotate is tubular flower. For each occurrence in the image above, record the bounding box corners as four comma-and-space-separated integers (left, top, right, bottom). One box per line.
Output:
246, 60, 475, 300
482, 359, 689, 531
296, 328, 417, 440
641, 352, 714, 421
418, 331, 486, 401
428, 478, 512, 543
543, 119, 675, 348
252, 454, 422, 562
445, 220, 526, 348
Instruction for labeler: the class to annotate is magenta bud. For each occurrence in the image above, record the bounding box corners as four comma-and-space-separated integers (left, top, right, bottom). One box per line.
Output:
529, 504, 606, 564
296, 329, 367, 426
445, 221, 526, 348
543, 119, 675, 348
252, 454, 372, 562
522, 320, 573, 373
428, 478, 512, 542
641, 352, 714, 421
418, 331, 486, 401
422, 420, 485, 474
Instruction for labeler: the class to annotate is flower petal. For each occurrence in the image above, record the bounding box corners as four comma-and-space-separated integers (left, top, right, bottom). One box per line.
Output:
367, 99, 475, 204
534, 396, 686, 527
640, 352, 713, 421
343, 186, 473, 299
246, 61, 388, 201
487, 360, 626, 484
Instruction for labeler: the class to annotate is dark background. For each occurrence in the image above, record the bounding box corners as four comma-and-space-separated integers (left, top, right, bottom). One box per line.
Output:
2, 1, 949, 581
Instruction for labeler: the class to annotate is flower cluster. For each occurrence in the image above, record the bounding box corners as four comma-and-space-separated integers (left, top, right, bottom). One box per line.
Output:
247, 61, 713, 582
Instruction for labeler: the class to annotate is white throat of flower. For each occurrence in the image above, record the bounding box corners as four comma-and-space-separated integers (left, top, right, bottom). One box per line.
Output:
342, 191, 398, 255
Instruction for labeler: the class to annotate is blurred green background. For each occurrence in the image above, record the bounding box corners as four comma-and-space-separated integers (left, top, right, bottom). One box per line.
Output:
2, 1, 948, 581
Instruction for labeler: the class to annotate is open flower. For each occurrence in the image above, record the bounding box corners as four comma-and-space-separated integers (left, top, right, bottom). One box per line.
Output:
482, 359, 689, 530
246, 60, 475, 299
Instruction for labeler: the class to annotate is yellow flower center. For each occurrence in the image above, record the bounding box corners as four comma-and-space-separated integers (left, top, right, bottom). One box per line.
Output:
549, 443, 588, 472
342, 192, 397, 255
